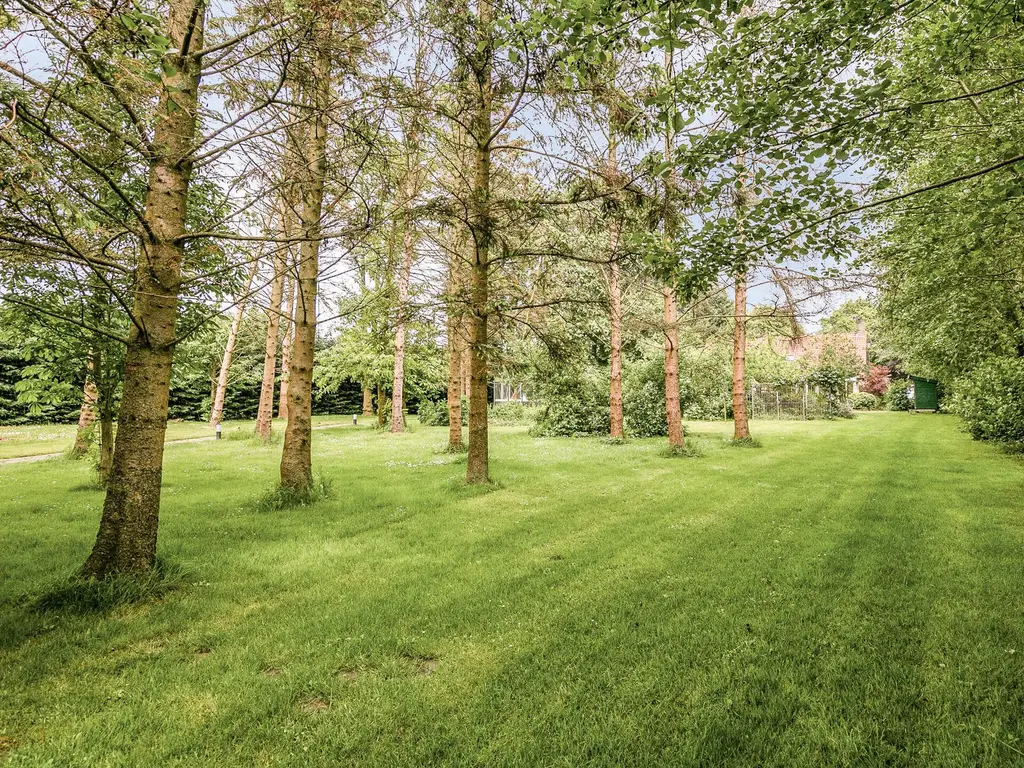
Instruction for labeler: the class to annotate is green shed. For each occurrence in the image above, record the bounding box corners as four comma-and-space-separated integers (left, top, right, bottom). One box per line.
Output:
910, 376, 939, 411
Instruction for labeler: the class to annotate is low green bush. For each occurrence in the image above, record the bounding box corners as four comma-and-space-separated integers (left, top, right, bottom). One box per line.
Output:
416, 397, 467, 427
416, 399, 448, 426
678, 348, 732, 420
949, 357, 1024, 448
850, 392, 880, 410
886, 381, 913, 411
624, 358, 668, 438
531, 368, 609, 437
490, 402, 537, 425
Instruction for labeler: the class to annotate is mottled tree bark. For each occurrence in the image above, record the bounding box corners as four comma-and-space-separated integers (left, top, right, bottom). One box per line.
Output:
465, 0, 492, 484
605, 135, 624, 440
258, 133, 299, 439
82, 0, 205, 579
97, 351, 114, 485
256, 246, 286, 440
662, 47, 685, 450
280, 36, 331, 491
446, 256, 465, 449
732, 272, 750, 440
277, 275, 295, 420
608, 253, 624, 440
361, 384, 373, 416
73, 371, 99, 456
732, 143, 752, 442
461, 343, 471, 399
466, 258, 489, 483
390, 221, 415, 433
663, 287, 684, 448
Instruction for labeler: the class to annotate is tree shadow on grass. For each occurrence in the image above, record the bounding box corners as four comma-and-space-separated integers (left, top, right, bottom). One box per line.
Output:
0, 559, 187, 653
32, 558, 187, 615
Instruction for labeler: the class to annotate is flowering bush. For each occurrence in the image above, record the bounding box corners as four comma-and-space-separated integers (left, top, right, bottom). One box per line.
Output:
860, 364, 891, 396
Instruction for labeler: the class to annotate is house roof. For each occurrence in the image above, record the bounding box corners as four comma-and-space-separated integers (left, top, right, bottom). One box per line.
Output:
758, 322, 868, 366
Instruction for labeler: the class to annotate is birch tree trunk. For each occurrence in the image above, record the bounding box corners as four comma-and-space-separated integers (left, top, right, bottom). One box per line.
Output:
280, 34, 331, 491
82, 0, 206, 579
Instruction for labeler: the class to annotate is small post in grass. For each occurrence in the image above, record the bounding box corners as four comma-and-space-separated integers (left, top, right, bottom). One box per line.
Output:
215, 424, 222, 440
352, 414, 357, 426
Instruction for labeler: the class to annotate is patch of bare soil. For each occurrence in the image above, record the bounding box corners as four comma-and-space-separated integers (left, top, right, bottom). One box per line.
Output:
413, 656, 439, 676
300, 697, 329, 714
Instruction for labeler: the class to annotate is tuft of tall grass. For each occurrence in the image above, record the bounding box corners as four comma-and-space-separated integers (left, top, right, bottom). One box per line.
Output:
726, 436, 762, 448
660, 440, 706, 458
254, 474, 334, 512
33, 560, 187, 614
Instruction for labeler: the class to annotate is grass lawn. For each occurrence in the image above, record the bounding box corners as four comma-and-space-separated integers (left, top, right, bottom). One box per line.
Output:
1, 413, 1023, 766
0, 416, 357, 460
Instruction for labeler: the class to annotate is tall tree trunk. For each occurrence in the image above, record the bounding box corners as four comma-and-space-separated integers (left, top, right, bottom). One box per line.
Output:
361, 384, 373, 416
210, 260, 258, 426
465, 0, 493, 484
97, 381, 114, 485
605, 135, 623, 440
73, 368, 99, 456
390, 218, 415, 433
256, 197, 293, 440
732, 144, 752, 441
255, 252, 285, 440
662, 46, 685, 450
608, 251, 624, 440
461, 343, 471, 398
663, 288, 684, 448
280, 37, 331, 491
277, 275, 295, 420
258, 126, 299, 439
376, 383, 386, 427
446, 254, 465, 449
82, 0, 205, 579
732, 272, 750, 440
